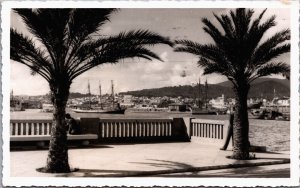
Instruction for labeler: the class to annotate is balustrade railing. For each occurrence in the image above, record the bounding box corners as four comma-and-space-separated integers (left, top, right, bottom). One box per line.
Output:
10, 120, 52, 136
99, 119, 172, 138
10, 117, 229, 146
190, 119, 228, 144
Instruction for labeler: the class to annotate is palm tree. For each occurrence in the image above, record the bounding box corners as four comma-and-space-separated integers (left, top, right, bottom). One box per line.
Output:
175, 8, 290, 160
11, 9, 173, 173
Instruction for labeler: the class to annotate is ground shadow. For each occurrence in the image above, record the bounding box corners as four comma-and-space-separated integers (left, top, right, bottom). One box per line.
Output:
10, 144, 113, 152
56, 159, 200, 177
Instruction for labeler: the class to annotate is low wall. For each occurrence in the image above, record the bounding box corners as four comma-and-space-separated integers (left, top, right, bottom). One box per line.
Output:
10, 117, 230, 146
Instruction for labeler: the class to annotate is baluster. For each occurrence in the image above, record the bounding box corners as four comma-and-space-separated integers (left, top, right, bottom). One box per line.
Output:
164, 122, 168, 136
138, 122, 142, 137
103, 122, 106, 138
169, 122, 172, 136
159, 122, 162, 136
221, 124, 223, 139
10, 123, 13, 135
117, 122, 120, 138
41, 123, 44, 135
20, 122, 24, 135
149, 122, 152, 136
134, 122, 137, 137
111, 122, 114, 138
37, 123, 40, 135
165, 122, 168, 136
161, 122, 164, 136
160, 122, 164, 136
146, 122, 149, 137
123, 122, 126, 137
14, 123, 19, 135
119, 122, 123, 137
127, 122, 130, 137
105, 122, 109, 138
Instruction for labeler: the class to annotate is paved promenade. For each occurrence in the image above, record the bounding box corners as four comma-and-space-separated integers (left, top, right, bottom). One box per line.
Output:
10, 142, 290, 177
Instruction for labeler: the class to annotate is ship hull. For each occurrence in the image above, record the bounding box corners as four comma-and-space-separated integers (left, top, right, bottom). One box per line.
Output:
72, 108, 125, 114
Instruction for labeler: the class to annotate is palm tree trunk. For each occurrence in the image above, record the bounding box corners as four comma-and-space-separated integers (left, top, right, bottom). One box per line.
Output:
44, 82, 71, 173
232, 84, 250, 160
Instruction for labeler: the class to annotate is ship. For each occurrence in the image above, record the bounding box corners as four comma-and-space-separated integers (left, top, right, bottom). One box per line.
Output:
191, 78, 219, 115
72, 80, 125, 114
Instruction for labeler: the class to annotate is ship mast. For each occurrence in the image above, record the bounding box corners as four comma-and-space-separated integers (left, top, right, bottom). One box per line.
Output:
88, 80, 91, 108
205, 79, 208, 109
111, 80, 115, 106
99, 81, 102, 109
198, 77, 202, 108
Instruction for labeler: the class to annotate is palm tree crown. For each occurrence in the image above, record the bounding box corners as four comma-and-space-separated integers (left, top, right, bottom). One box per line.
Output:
11, 9, 173, 85
175, 8, 290, 160
175, 8, 290, 87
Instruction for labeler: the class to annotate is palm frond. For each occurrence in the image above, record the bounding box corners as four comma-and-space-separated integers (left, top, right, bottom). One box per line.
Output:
67, 30, 172, 80
249, 62, 290, 83
11, 28, 53, 81
67, 9, 116, 45
14, 9, 71, 67
251, 29, 290, 68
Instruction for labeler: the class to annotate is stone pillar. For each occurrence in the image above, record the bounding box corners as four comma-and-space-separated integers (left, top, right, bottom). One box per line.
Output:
171, 117, 192, 141
80, 118, 100, 135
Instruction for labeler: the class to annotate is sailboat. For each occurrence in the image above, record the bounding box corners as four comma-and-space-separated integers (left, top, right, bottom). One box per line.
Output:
191, 78, 217, 115
72, 80, 125, 114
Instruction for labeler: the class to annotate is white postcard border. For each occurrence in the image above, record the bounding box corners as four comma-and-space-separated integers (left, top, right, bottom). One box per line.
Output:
2, 0, 299, 187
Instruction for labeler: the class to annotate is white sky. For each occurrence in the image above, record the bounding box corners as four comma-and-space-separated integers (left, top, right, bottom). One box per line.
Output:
10, 8, 290, 95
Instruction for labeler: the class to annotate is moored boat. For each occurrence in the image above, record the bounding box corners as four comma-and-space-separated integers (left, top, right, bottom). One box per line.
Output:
72, 80, 125, 114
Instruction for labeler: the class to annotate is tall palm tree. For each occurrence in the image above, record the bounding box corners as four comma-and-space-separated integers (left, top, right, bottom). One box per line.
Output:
175, 8, 290, 160
11, 9, 173, 173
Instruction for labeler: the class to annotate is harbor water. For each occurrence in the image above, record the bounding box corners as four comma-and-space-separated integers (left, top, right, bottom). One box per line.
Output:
10, 109, 290, 152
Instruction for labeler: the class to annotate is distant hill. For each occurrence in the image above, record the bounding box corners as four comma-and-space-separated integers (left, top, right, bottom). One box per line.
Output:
218, 78, 290, 88
120, 78, 290, 100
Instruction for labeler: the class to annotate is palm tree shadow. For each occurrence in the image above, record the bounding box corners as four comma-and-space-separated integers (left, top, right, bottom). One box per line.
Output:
55, 159, 200, 177
130, 159, 200, 175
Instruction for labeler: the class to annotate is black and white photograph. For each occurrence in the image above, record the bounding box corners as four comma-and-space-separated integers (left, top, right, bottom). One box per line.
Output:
2, 0, 299, 187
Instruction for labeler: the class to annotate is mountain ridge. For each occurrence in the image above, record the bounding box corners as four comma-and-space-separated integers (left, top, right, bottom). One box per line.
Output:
119, 78, 290, 100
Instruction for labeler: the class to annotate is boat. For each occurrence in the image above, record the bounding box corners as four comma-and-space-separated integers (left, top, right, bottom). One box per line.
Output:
41, 103, 54, 112
191, 78, 219, 115
72, 80, 125, 114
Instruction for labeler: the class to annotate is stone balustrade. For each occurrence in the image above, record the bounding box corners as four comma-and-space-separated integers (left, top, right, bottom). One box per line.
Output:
190, 118, 229, 145
10, 117, 230, 146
